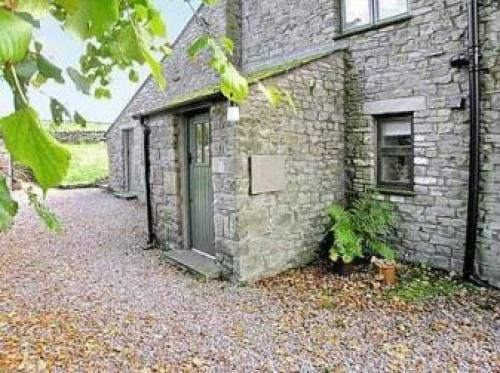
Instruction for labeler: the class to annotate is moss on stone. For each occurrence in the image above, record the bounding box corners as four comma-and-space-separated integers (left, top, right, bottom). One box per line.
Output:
145, 49, 338, 115
247, 50, 335, 83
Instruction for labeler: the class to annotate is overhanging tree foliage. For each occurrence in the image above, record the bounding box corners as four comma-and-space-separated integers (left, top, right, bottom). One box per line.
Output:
0, 0, 267, 231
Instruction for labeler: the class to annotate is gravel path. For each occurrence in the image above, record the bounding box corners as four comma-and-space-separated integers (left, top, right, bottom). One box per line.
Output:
0, 189, 498, 372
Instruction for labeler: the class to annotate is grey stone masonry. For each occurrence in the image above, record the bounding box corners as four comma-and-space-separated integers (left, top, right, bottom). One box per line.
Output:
338, 0, 472, 274
0, 138, 11, 187
54, 131, 106, 144
241, 0, 338, 72
232, 54, 346, 282
107, 0, 238, 195
106, 0, 500, 286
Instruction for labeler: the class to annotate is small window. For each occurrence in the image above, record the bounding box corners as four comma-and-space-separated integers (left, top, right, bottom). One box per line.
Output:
377, 115, 413, 190
342, 0, 408, 31
195, 122, 210, 164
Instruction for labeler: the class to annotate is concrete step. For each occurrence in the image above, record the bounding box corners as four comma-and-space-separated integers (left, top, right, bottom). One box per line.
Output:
164, 250, 223, 280
112, 190, 138, 200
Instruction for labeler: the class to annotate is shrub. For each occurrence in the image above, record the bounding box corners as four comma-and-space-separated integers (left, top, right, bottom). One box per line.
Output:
328, 190, 396, 264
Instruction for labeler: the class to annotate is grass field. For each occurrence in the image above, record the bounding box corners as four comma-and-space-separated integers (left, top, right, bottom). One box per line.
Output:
63, 143, 109, 186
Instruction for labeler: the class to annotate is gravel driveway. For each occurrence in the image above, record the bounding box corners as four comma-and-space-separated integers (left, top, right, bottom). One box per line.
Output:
0, 189, 498, 372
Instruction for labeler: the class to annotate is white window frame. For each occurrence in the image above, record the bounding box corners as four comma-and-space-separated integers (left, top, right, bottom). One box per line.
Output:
342, 0, 410, 32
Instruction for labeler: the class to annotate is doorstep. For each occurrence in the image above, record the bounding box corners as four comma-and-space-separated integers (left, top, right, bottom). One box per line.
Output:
164, 250, 223, 280
112, 190, 138, 200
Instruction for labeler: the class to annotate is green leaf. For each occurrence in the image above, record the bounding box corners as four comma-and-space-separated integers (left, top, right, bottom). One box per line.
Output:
65, 0, 119, 38
50, 98, 70, 125
16, 57, 38, 81
74, 111, 86, 128
0, 9, 33, 63
148, 7, 166, 37
27, 187, 62, 232
202, 0, 219, 5
0, 174, 18, 232
220, 64, 248, 103
128, 69, 139, 83
16, 0, 50, 17
142, 48, 166, 90
188, 35, 211, 59
220, 36, 234, 55
94, 87, 111, 99
37, 54, 64, 83
54, 0, 79, 14
66, 67, 91, 94
258, 84, 296, 111
0, 107, 71, 191
118, 25, 145, 63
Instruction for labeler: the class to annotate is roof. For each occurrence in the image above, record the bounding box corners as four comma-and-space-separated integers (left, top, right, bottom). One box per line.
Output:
132, 47, 343, 118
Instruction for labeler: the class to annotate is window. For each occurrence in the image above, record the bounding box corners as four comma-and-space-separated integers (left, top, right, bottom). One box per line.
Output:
195, 121, 210, 164
342, 0, 408, 31
377, 115, 413, 190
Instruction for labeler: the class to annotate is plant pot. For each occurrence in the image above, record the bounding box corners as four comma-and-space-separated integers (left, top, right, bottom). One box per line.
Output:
378, 263, 397, 285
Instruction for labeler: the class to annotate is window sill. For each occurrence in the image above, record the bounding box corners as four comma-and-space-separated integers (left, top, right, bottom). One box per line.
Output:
376, 187, 416, 197
335, 14, 412, 40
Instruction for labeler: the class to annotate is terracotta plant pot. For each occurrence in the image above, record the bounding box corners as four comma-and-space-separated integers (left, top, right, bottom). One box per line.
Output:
378, 263, 397, 285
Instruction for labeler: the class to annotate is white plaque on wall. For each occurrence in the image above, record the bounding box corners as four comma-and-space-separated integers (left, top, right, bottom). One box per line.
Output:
250, 155, 286, 195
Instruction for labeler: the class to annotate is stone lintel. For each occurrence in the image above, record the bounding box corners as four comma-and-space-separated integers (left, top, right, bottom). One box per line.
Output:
363, 96, 427, 115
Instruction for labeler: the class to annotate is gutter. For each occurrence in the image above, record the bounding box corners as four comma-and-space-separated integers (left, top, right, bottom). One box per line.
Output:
140, 116, 156, 249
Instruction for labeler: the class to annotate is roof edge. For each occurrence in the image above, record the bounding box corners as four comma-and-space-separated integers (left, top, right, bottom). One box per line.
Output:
133, 46, 346, 118
106, 2, 205, 136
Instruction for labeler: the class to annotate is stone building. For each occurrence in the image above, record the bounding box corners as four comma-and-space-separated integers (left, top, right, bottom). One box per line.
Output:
107, 0, 500, 286
0, 137, 11, 188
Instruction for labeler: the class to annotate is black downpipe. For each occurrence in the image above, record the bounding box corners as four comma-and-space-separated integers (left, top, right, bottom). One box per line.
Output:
463, 0, 483, 283
141, 116, 155, 249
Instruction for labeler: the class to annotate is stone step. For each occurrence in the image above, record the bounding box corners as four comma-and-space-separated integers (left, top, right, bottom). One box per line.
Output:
112, 190, 138, 200
163, 250, 223, 280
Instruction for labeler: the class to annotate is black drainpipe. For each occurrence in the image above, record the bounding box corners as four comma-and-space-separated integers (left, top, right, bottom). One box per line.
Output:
140, 116, 156, 249
462, 0, 489, 285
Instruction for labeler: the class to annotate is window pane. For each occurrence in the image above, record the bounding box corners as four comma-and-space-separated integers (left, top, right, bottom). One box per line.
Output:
378, 0, 408, 20
196, 123, 203, 164
344, 0, 371, 30
202, 122, 210, 163
381, 117, 411, 147
381, 155, 411, 183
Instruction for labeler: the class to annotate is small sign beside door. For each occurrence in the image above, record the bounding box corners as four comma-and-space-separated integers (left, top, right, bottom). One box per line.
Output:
250, 155, 286, 195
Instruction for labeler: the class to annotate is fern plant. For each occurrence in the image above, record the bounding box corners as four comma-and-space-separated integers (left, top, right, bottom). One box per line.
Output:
328, 191, 396, 264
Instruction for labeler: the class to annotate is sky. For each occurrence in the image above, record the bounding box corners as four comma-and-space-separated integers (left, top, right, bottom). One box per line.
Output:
0, 0, 198, 124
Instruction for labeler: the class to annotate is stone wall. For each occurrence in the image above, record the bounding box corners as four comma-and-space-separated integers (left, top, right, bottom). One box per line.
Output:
0, 138, 11, 187
232, 54, 346, 282
145, 102, 232, 251
55, 131, 106, 144
106, 0, 500, 285
241, 0, 337, 72
107, 0, 237, 194
337, 0, 472, 274
334, 0, 500, 287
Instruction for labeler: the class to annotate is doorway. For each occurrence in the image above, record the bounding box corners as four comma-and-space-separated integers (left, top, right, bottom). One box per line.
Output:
187, 112, 215, 257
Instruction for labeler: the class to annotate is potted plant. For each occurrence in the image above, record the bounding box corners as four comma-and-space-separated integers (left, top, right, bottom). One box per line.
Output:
328, 190, 397, 281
